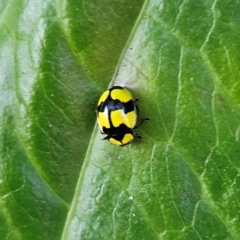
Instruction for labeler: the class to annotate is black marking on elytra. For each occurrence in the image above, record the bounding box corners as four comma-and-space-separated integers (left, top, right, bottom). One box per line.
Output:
102, 130, 135, 147
98, 86, 137, 113
102, 123, 131, 135
98, 98, 136, 114
110, 86, 124, 90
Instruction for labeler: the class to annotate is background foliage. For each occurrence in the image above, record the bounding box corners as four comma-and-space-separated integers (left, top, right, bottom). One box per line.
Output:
0, 0, 240, 239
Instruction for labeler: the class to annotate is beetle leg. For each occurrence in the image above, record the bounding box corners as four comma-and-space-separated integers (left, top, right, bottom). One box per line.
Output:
134, 98, 140, 103
134, 117, 150, 129
102, 135, 109, 140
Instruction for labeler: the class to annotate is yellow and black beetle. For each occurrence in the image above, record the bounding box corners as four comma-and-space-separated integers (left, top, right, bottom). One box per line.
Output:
97, 86, 149, 146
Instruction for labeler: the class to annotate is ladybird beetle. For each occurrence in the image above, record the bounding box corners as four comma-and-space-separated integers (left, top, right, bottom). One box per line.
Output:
97, 86, 149, 146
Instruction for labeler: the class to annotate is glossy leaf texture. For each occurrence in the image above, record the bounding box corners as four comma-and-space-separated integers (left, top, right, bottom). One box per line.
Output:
0, 0, 240, 239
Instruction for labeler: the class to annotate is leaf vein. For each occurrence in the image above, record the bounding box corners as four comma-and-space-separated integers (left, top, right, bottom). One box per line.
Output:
169, 46, 184, 143
200, 0, 218, 51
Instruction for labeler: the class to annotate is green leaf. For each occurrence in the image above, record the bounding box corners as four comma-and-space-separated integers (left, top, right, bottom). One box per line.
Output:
1, 0, 240, 239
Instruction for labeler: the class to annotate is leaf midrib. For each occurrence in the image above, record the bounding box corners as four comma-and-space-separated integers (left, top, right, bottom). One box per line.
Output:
60, 0, 150, 238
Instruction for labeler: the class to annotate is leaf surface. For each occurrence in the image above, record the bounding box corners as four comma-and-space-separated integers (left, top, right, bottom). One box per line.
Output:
0, 0, 240, 239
